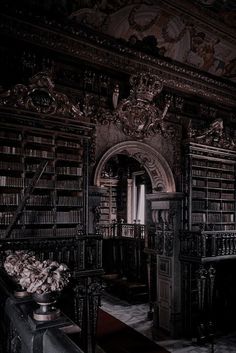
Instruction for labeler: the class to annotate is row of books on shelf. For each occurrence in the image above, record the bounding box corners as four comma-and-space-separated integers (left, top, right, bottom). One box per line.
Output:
0, 147, 83, 161
192, 159, 234, 171
27, 195, 53, 206
192, 213, 234, 223
56, 210, 83, 223
26, 179, 83, 189
0, 162, 83, 176
193, 179, 234, 189
0, 226, 80, 238
25, 149, 54, 158
56, 180, 82, 189
0, 176, 23, 187
0, 212, 15, 224
0, 210, 83, 225
25, 195, 83, 206
26, 135, 53, 144
0, 146, 21, 155
57, 166, 82, 175
57, 152, 82, 161
0, 194, 83, 206
192, 200, 205, 209
56, 140, 81, 148
57, 196, 83, 206
0, 130, 82, 148
192, 190, 235, 199
0, 178, 83, 190
0, 161, 22, 171
0, 193, 20, 205
24, 211, 54, 224
26, 137, 82, 149
0, 130, 21, 140
192, 169, 234, 179
191, 224, 235, 231
193, 201, 235, 211
26, 163, 54, 173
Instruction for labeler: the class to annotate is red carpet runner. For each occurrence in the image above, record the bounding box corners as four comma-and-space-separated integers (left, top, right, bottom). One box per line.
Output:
97, 309, 170, 353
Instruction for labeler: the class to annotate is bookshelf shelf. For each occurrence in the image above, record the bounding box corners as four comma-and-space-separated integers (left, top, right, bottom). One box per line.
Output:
0, 122, 90, 238
185, 143, 236, 231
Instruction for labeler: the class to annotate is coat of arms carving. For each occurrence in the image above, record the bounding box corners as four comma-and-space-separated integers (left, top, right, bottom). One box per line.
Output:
114, 72, 171, 139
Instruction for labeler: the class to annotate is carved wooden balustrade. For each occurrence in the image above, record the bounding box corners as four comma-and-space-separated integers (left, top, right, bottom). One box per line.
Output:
98, 221, 146, 239
145, 224, 174, 257
180, 230, 236, 262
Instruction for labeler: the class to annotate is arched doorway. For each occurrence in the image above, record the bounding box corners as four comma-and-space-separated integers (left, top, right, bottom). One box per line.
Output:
93, 142, 176, 306
94, 141, 175, 193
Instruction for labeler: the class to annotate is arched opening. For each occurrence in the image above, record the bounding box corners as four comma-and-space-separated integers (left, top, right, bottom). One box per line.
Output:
93, 142, 176, 308
98, 154, 152, 226
94, 141, 175, 193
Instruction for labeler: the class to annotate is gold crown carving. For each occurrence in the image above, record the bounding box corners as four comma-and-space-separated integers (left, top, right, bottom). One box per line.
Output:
129, 72, 163, 102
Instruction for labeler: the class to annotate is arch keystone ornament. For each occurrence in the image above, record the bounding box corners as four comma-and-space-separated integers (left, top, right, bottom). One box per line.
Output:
114, 72, 171, 139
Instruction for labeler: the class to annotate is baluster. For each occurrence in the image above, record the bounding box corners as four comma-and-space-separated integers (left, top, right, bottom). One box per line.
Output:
220, 234, 224, 256
233, 234, 236, 254
229, 234, 234, 255
222, 234, 226, 256
211, 233, 216, 257
215, 233, 220, 256
201, 233, 206, 257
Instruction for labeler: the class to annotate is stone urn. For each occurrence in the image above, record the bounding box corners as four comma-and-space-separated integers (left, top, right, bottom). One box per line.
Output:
14, 286, 29, 299
32, 291, 60, 321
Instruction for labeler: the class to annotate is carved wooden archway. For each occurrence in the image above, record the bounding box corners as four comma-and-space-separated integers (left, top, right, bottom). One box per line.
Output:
94, 141, 175, 192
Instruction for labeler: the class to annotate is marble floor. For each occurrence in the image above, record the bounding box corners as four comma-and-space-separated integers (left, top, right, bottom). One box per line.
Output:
100, 292, 236, 353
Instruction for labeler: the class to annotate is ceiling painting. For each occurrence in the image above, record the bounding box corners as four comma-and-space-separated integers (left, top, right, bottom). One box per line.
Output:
70, 1, 236, 81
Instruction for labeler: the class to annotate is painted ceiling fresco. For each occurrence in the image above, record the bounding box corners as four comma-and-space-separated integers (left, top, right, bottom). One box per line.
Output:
70, 0, 236, 81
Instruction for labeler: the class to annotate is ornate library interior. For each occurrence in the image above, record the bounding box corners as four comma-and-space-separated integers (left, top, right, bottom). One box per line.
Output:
0, 1, 236, 353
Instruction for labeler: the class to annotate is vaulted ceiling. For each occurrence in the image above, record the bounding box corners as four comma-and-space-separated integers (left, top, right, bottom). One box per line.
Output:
69, 0, 236, 81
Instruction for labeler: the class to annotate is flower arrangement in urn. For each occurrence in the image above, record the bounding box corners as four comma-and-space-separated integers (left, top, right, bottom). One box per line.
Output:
4, 251, 70, 294
19, 259, 70, 294
4, 250, 37, 297
4, 250, 71, 320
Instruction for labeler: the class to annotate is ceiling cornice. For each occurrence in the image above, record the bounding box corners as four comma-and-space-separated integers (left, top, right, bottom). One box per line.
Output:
0, 13, 236, 107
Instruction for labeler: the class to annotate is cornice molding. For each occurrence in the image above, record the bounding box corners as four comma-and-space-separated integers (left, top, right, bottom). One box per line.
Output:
0, 13, 236, 107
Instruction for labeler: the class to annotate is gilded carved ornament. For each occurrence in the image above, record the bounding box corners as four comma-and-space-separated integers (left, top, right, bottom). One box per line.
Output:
188, 118, 236, 150
0, 71, 83, 119
113, 72, 172, 139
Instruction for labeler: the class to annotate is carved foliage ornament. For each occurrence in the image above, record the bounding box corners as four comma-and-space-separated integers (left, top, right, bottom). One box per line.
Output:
188, 118, 235, 150
0, 72, 83, 119
114, 72, 171, 139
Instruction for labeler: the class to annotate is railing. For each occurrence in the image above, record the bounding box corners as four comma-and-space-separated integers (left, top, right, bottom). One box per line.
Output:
145, 225, 174, 257
180, 230, 236, 261
0, 272, 84, 353
98, 221, 146, 239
